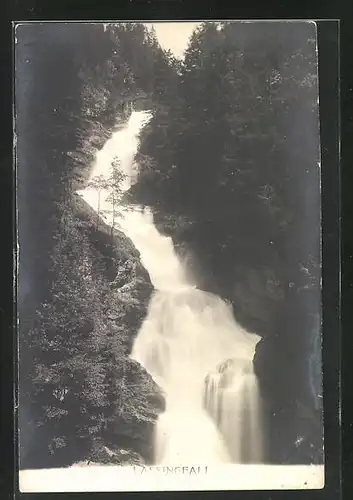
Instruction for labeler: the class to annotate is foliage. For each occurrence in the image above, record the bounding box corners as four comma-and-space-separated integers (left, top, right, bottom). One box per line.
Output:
133, 21, 320, 302
16, 22, 174, 468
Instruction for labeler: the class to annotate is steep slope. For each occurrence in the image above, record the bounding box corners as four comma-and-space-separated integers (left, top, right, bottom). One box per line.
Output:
20, 194, 164, 468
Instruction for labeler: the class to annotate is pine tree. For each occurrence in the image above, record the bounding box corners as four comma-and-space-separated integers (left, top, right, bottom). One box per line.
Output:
103, 157, 127, 235
88, 175, 110, 228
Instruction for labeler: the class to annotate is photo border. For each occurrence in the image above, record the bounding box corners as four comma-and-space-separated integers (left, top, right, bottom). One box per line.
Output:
3, 5, 343, 500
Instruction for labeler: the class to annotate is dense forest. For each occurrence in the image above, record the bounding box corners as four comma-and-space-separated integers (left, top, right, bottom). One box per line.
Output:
16, 21, 322, 468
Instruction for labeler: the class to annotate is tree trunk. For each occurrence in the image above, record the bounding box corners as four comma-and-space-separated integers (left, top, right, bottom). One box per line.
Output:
97, 191, 100, 230
111, 195, 115, 236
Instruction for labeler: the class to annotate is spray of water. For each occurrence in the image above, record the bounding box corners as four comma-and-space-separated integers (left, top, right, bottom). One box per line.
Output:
78, 109, 264, 466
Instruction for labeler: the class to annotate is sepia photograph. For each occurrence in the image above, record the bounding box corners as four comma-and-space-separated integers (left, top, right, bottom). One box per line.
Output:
15, 20, 324, 492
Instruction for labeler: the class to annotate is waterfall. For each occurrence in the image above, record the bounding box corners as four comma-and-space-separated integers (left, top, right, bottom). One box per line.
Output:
78, 110, 264, 466
204, 361, 264, 463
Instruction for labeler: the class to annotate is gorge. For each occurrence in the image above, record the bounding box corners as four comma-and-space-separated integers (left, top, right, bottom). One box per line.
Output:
16, 22, 323, 477
78, 110, 264, 465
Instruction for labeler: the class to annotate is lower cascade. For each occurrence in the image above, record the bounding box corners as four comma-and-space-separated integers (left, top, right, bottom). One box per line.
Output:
204, 360, 264, 463
78, 110, 264, 466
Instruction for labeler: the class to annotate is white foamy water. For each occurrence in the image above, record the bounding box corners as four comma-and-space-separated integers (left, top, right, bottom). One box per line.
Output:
78, 110, 263, 466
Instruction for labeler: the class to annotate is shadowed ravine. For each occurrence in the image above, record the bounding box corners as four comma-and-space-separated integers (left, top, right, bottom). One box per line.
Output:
78, 110, 264, 465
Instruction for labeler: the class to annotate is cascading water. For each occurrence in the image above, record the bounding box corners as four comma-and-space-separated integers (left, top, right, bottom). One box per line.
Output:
78, 109, 264, 466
